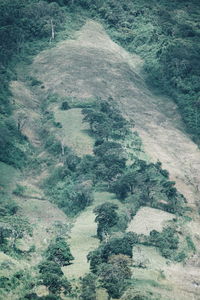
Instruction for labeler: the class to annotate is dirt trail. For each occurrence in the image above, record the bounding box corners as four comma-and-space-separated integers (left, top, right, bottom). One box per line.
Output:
32, 21, 200, 298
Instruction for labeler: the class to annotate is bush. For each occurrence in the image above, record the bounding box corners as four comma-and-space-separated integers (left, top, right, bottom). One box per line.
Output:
45, 237, 74, 266
80, 273, 97, 300
13, 184, 26, 196
60, 101, 70, 110
30, 78, 42, 86
148, 226, 179, 259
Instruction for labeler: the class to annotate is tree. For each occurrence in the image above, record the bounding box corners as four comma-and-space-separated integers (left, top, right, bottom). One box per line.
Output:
42, 273, 71, 295
80, 273, 97, 300
38, 261, 63, 277
93, 202, 119, 240
98, 254, 132, 299
60, 101, 70, 110
0, 216, 32, 249
45, 237, 74, 266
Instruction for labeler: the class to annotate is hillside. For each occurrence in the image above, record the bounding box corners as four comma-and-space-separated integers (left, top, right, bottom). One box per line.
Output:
0, 1, 200, 300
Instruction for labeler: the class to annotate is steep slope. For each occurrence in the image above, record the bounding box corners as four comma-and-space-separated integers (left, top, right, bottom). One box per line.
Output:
30, 21, 200, 299
32, 20, 200, 206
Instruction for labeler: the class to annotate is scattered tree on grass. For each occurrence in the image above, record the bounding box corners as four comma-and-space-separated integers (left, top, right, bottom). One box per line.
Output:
93, 202, 119, 240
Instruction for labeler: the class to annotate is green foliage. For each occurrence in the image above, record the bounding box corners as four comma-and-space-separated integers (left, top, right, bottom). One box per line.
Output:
186, 235, 196, 253
83, 0, 200, 143
0, 270, 36, 296
148, 226, 179, 259
39, 243, 72, 296
45, 176, 94, 216
30, 77, 43, 86
45, 237, 74, 266
13, 184, 26, 196
42, 273, 71, 295
60, 101, 70, 110
82, 99, 130, 140
38, 260, 64, 277
44, 135, 62, 155
98, 254, 132, 299
110, 159, 185, 214
80, 273, 97, 300
0, 195, 18, 216
0, 118, 27, 168
88, 232, 138, 272
0, 215, 32, 253
93, 202, 119, 240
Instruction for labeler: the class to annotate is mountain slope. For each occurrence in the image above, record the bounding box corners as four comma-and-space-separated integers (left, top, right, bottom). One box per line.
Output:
29, 20, 200, 299
32, 20, 200, 209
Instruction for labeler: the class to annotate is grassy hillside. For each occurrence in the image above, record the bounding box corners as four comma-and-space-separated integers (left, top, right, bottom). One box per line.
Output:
0, 1, 200, 300
77, 0, 200, 143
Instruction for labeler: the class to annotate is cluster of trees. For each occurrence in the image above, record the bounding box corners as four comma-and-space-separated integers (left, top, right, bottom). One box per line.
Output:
35, 237, 73, 297
110, 160, 186, 214
0, 117, 27, 168
148, 227, 179, 259
43, 97, 185, 218
0, 0, 66, 168
87, 232, 138, 298
0, 188, 32, 255
82, 99, 130, 140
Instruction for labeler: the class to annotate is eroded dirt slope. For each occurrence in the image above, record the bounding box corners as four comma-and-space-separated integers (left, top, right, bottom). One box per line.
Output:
32, 20, 200, 299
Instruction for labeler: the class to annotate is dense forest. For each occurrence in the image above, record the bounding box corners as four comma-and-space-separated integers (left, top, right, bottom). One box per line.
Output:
0, 0, 200, 299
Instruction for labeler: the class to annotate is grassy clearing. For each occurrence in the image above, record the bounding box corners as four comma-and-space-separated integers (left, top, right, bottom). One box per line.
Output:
62, 192, 122, 279
15, 197, 68, 254
127, 207, 175, 236
53, 107, 94, 156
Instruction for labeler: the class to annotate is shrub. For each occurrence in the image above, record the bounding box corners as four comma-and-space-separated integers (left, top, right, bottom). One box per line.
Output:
13, 184, 26, 196
80, 273, 97, 300
60, 101, 70, 110
45, 237, 74, 266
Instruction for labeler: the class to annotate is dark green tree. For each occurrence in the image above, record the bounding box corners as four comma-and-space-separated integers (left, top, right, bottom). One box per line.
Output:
93, 202, 119, 240
80, 273, 97, 300
45, 237, 74, 266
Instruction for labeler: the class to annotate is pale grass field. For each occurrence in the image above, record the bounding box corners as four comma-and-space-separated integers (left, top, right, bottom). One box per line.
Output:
63, 191, 121, 280
22, 19, 200, 298
127, 206, 175, 236
53, 107, 94, 156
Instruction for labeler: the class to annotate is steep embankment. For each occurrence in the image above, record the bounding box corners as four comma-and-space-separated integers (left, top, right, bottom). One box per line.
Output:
31, 21, 200, 299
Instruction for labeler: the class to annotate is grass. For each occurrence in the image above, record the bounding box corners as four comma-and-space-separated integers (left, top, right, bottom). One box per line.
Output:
53, 107, 94, 156
127, 207, 175, 236
62, 192, 122, 279
0, 162, 19, 193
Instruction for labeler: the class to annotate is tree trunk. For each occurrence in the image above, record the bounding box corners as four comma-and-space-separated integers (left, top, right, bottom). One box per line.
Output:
50, 19, 55, 44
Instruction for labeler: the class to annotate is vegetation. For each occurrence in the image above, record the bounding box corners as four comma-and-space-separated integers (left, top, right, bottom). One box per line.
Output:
45, 237, 74, 266
80, 273, 97, 300
0, 0, 198, 299
93, 202, 119, 240
37, 237, 72, 297
88, 232, 138, 273
78, 0, 200, 143
98, 254, 132, 299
